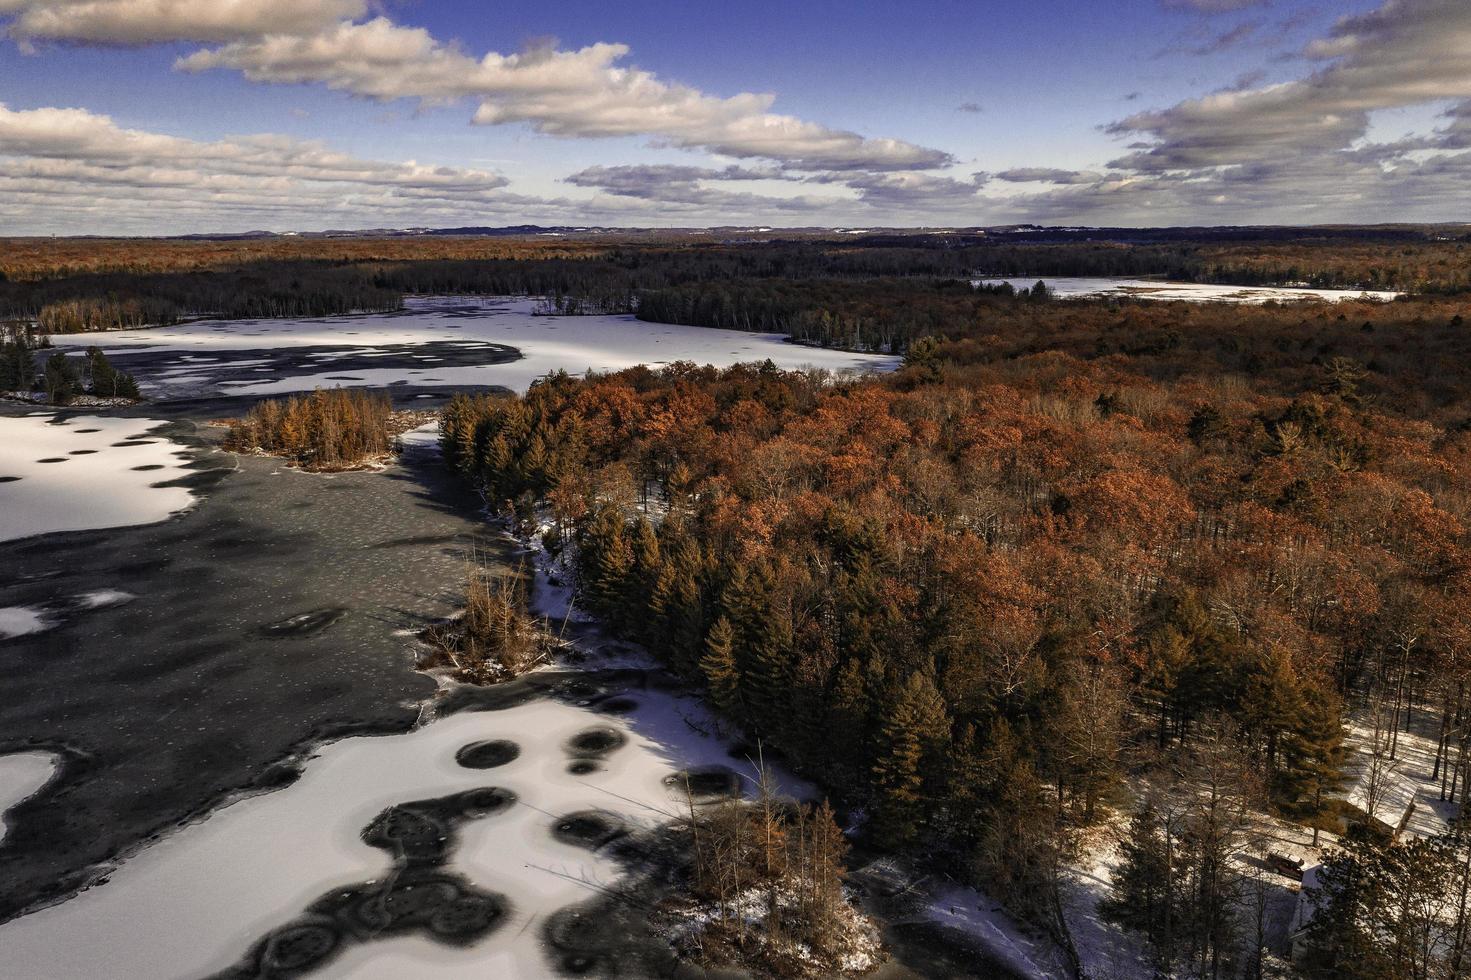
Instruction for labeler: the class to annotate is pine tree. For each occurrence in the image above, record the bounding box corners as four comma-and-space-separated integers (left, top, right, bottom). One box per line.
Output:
1102, 801, 1175, 969
1277, 686, 1349, 846
700, 616, 741, 716
871, 670, 948, 848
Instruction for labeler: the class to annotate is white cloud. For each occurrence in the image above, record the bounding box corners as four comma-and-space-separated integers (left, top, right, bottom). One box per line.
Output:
0, 3, 950, 172
1, 0, 365, 45
175, 24, 951, 171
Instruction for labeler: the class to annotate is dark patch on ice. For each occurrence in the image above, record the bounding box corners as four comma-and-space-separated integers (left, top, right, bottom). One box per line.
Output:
454, 739, 520, 770
663, 765, 744, 804
323, 376, 364, 381
75, 428, 101, 433
0, 476, 19, 483
592, 696, 638, 715
68, 449, 99, 456
566, 760, 600, 776
35, 457, 68, 463
250, 761, 303, 791
130, 464, 165, 471
111, 439, 157, 447
552, 810, 628, 851
565, 726, 626, 759
214, 788, 516, 978
149, 466, 231, 492
259, 607, 348, 638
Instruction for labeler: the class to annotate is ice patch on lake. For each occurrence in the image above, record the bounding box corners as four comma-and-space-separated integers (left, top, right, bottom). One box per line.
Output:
0, 606, 48, 640
79, 297, 901, 397
0, 752, 58, 846
0, 414, 197, 542
974, 276, 1401, 304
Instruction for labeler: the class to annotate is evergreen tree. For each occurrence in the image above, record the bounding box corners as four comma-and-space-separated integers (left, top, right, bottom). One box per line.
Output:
1102, 801, 1177, 971
86, 347, 139, 399
1277, 686, 1349, 846
700, 616, 741, 716
42, 352, 80, 404
870, 670, 949, 847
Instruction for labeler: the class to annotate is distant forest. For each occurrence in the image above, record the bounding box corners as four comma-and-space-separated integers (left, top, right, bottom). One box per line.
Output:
6, 229, 1471, 333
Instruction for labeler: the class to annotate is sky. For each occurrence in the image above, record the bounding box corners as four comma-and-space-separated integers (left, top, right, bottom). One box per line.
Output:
1, 0, 1470, 234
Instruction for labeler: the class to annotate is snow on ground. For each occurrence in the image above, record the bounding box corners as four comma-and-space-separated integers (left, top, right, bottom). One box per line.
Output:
1343, 711, 1457, 839
974, 277, 1402, 304
0, 414, 197, 542
0, 752, 59, 846
80, 297, 901, 398
920, 878, 1060, 980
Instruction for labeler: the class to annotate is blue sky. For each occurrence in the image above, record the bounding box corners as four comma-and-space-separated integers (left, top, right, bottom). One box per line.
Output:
2, 0, 1468, 233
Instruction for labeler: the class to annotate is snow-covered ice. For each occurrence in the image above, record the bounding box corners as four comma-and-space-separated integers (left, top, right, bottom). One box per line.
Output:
0, 752, 58, 846
0, 414, 198, 542
974, 277, 1401, 304
0, 605, 48, 641
78, 297, 901, 397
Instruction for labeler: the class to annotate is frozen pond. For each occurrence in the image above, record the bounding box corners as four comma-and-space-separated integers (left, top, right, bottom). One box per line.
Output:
974, 276, 1401, 303
0, 413, 200, 542
74, 297, 900, 399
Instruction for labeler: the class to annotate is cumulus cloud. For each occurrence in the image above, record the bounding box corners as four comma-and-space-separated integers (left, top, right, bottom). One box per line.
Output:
994, 167, 1106, 185
0, 103, 604, 234
562, 163, 833, 213
1, 0, 365, 45
0, 3, 950, 172
1113, 0, 1471, 173
173, 24, 951, 171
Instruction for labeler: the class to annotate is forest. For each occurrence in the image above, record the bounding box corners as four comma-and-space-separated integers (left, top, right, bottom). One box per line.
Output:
6, 227, 1471, 334
436, 275, 1471, 978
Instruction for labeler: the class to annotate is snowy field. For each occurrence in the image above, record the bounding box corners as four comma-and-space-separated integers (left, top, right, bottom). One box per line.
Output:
77, 297, 900, 398
974, 277, 1401, 303
0, 414, 198, 542
0, 752, 58, 846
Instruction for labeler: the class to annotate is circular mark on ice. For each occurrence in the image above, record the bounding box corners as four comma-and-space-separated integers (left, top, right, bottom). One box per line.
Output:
259, 607, 348, 638
259, 922, 339, 972
592, 696, 638, 715
663, 765, 744, 804
552, 810, 627, 851
455, 740, 520, 770
566, 760, 600, 776
564, 726, 626, 759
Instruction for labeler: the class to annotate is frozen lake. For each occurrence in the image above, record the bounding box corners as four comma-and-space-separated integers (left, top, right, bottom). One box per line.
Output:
973, 276, 1402, 304
74, 297, 900, 399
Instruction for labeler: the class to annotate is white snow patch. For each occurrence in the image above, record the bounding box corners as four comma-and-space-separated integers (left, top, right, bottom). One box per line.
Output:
975, 277, 1401, 304
0, 414, 198, 542
0, 751, 59, 846
0, 606, 48, 641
